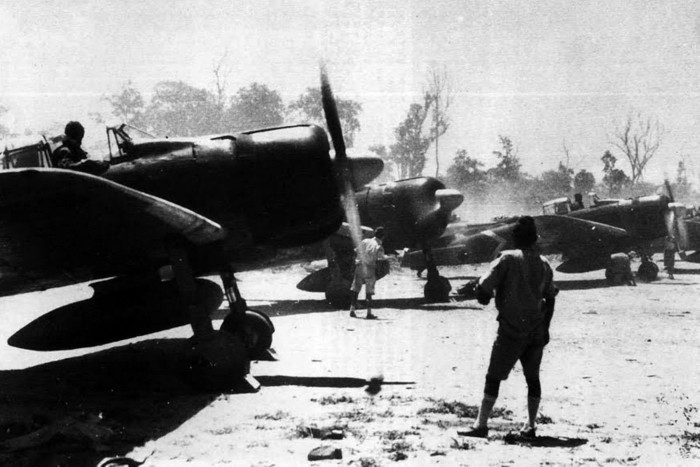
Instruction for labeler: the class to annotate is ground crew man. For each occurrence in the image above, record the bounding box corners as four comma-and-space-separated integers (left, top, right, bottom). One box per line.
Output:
349, 227, 387, 320
606, 252, 636, 286
459, 216, 558, 439
663, 235, 677, 279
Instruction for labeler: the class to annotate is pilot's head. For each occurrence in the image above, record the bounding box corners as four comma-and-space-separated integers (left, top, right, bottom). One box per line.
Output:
374, 226, 386, 241
65, 121, 85, 144
513, 216, 537, 248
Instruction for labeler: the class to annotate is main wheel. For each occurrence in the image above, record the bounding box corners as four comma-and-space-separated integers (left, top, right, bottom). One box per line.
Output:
637, 261, 659, 282
221, 310, 274, 360
424, 275, 451, 303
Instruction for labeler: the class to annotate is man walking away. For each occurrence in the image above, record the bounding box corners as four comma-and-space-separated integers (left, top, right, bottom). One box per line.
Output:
459, 216, 558, 439
349, 227, 387, 320
663, 235, 677, 279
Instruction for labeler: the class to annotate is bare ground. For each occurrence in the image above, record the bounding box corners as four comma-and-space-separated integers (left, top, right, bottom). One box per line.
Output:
0, 256, 698, 466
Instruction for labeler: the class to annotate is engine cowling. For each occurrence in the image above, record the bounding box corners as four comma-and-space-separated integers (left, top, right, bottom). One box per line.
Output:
356, 177, 463, 250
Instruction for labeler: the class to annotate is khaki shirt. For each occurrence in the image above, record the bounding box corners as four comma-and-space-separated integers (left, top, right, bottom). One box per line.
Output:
478, 248, 557, 335
354, 237, 386, 278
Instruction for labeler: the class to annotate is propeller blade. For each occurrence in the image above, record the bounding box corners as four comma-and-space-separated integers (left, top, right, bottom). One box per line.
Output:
664, 179, 674, 203
320, 64, 364, 254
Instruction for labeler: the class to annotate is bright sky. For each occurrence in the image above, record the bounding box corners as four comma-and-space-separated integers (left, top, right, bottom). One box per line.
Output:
2, 0, 700, 184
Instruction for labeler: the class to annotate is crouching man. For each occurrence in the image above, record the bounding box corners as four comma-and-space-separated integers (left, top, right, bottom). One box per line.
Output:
459, 216, 558, 439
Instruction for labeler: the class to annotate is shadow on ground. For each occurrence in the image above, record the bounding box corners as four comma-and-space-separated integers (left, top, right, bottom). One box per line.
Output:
0, 339, 223, 467
503, 433, 588, 447
249, 297, 469, 317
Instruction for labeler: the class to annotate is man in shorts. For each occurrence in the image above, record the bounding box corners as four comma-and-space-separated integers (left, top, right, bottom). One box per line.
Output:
349, 227, 387, 319
459, 216, 558, 439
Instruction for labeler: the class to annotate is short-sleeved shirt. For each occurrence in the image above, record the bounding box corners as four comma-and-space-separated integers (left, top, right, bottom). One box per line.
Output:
478, 248, 556, 336
354, 237, 385, 278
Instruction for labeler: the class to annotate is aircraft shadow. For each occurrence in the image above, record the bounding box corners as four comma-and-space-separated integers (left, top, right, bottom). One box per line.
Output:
250, 297, 468, 317
673, 267, 700, 275
503, 433, 588, 448
257, 375, 414, 390
556, 279, 612, 291
0, 339, 221, 467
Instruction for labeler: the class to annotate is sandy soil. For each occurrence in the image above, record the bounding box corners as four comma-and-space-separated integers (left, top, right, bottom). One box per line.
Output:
0, 256, 698, 466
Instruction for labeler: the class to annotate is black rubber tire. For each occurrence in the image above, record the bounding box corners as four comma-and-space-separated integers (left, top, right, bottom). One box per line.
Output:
637, 261, 659, 282
221, 310, 273, 360
424, 276, 451, 303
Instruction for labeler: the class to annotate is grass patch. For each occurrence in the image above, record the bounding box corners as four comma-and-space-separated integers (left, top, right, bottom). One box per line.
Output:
356, 458, 380, 467
381, 429, 420, 441
335, 408, 375, 423
537, 414, 553, 424
254, 410, 288, 421
314, 395, 356, 405
450, 438, 474, 450
385, 440, 412, 461
417, 399, 478, 418
207, 426, 234, 435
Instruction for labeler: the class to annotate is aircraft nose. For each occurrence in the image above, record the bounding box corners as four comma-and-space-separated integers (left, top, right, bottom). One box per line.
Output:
436, 188, 464, 212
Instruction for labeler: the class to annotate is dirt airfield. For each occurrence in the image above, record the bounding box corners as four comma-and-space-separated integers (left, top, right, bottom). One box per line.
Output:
0, 256, 698, 466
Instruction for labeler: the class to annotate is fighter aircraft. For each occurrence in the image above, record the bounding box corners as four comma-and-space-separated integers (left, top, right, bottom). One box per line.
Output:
295, 176, 464, 305
0, 68, 378, 390
402, 186, 695, 283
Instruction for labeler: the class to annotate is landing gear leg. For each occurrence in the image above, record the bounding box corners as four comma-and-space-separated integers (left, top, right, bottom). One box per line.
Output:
423, 246, 451, 303
168, 244, 258, 392
220, 267, 275, 362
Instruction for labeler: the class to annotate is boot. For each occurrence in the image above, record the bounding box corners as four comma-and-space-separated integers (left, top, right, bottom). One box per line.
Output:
366, 294, 377, 319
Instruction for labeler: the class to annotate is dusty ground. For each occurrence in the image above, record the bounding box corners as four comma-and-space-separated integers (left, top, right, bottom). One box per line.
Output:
0, 256, 698, 466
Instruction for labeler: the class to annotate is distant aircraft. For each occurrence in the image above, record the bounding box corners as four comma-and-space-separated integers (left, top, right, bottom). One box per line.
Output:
296, 176, 464, 304
0, 68, 379, 390
403, 187, 697, 283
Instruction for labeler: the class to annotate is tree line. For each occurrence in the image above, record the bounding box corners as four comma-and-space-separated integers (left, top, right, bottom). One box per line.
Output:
2, 66, 696, 210
100, 75, 700, 212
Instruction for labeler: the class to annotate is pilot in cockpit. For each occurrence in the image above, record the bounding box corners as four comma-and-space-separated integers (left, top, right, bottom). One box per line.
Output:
51, 121, 109, 175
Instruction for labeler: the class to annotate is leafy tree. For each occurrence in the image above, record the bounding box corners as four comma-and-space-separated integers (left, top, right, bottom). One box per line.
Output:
488, 135, 521, 182
225, 83, 285, 131
601, 150, 631, 195
540, 162, 573, 199
573, 169, 596, 194
388, 102, 433, 178
445, 149, 486, 190
288, 87, 362, 147
105, 81, 146, 128
144, 81, 221, 136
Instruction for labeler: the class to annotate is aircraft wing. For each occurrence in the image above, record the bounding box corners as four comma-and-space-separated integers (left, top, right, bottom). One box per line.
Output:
402, 215, 630, 272
0, 169, 226, 298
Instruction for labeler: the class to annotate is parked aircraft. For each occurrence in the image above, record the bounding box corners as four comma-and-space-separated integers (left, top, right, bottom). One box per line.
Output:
0, 68, 378, 390
403, 186, 696, 283
296, 176, 464, 304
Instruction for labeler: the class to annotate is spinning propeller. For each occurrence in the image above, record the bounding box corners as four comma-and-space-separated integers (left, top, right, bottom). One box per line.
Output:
320, 65, 365, 253
663, 179, 689, 250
